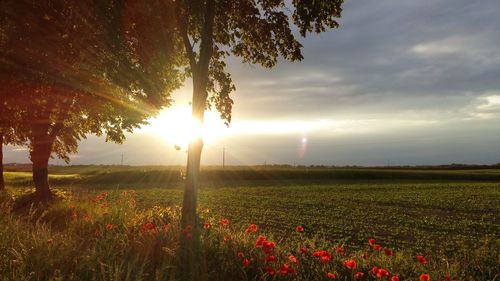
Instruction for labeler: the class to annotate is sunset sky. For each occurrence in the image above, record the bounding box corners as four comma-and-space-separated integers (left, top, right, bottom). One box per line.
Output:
5, 0, 500, 166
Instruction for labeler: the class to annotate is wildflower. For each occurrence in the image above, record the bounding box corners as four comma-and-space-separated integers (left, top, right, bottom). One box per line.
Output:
373, 244, 381, 251
354, 272, 364, 279
384, 248, 393, 256
237, 252, 245, 258
220, 218, 230, 226
336, 246, 344, 255
444, 275, 450, 281
313, 250, 331, 263
266, 255, 277, 263
295, 225, 304, 232
372, 266, 379, 275
391, 276, 400, 281
300, 247, 308, 254
223, 235, 231, 241
369, 238, 375, 245
186, 233, 193, 239
361, 253, 369, 260
417, 255, 428, 265
242, 258, 250, 268
47, 239, 53, 246
327, 272, 336, 279
377, 268, 390, 278
106, 223, 114, 230
255, 235, 266, 248
288, 255, 297, 263
344, 259, 357, 270
420, 274, 430, 281
279, 263, 296, 275
246, 224, 258, 233
68, 204, 75, 209
263, 241, 276, 249
203, 223, 211, 230
144, 222, 154, 230
264, 266, 276, 276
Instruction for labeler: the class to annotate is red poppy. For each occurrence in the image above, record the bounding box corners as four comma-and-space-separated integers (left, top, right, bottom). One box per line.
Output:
288, 255, 297, 263
420, 274, 430, 281
313, 250, 331, 263
242, 258, 250, 268
47, 239, 53, 246
354, 272, 364, 279
344, 259, 357, 270
391, 276, 400, 281
237, 252, 245, 258
376, 268, 390, 278
246, 224, 258, 233
417, 255, 428, 265
106, 223, 114, 230
373, 244, 381, 251
384, 248, 393, 256
280, 264, 289, 275
295, 225, 304, 232
444, 275, 450, 281
327, 272, 336, 279
255, 236, 266, 248
203, 223, 211, 230
372, 266, 379, 275
369, 238, 375, 245
223, 235, 231, 241
300, 247, 308, 254
336, 246, 345, 255
185, 233, 193, 239
220, 218, 230, 226
144, 222, 154, 230
266, 255, 277, 263
264, 266, 276, 276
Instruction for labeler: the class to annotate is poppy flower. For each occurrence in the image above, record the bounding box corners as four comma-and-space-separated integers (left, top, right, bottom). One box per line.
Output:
47, 239, 53, 246
266, 255, 277, 263
444, 275, 450, 281
106, 223, 114, 230
372, 266, 379, 275
242, 258, 250, 268
144, 222, 154, 230
288, 255, 297, 263
255, 236, 266, 248
336, 246, 345, 255
377, 268, 390, 278
246, 224, 258, 233
186, 233, 193, 239
237, 252, 245, 258
203, 223, 211, 230
264, 266, 275, 276
344, 259, 357, 269
391, 276, 400, 281
327, 272, 336, 279
296, 225, 304, 232
223, 235, 231, 241
300, 247, 308, 254
220, 218, 230, 226
373, 244, 381, 251
417, 255, 428, 265
280, 264, 289, 275
313, 250, 331, 263
354, 272, 364, 279
420, 274, 430, 281
369, 238, 375, 245
385, 248, 393, 256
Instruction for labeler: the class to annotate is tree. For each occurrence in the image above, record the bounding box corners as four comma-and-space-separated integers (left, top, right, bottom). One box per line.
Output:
165, 0, 344, 278
0, 0, 181, 200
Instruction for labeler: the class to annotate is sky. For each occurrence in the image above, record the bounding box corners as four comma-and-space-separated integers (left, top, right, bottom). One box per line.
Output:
4, 0, 500, 166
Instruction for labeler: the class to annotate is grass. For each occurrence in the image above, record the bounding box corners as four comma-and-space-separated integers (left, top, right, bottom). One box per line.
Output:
0, 166, 499, 280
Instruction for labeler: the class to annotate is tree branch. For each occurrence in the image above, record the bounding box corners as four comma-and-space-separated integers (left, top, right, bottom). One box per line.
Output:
169, 0, 197, 72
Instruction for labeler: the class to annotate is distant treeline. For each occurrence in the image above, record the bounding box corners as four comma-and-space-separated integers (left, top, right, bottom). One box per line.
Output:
4, 164, 500, 187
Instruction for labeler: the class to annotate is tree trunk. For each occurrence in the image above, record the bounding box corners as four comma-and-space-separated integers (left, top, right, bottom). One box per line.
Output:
0, 133, 4, 191
30, 124, 54, 201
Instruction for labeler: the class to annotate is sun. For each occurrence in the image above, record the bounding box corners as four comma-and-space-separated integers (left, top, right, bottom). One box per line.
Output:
145, 105, 229, 150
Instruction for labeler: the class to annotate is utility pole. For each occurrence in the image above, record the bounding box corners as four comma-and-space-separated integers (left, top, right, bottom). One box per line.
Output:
222, 145, 225, 168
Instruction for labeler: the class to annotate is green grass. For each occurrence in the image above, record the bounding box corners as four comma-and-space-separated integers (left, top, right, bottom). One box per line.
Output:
1, 167, 499, 280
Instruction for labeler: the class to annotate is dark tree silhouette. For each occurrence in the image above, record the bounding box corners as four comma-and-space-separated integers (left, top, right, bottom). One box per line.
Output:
0, 0, 180, 200
164, 0, 344, 278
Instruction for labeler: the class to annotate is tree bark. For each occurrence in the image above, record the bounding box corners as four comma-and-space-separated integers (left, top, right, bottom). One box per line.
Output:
30, 123, 54, 201
0, 133, 5, 191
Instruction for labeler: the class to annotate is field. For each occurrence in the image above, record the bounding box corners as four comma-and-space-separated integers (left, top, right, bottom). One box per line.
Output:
1, 165, 499, 280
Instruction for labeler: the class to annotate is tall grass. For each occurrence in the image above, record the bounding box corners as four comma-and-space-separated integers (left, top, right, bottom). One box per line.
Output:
0, 190, 498, 281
